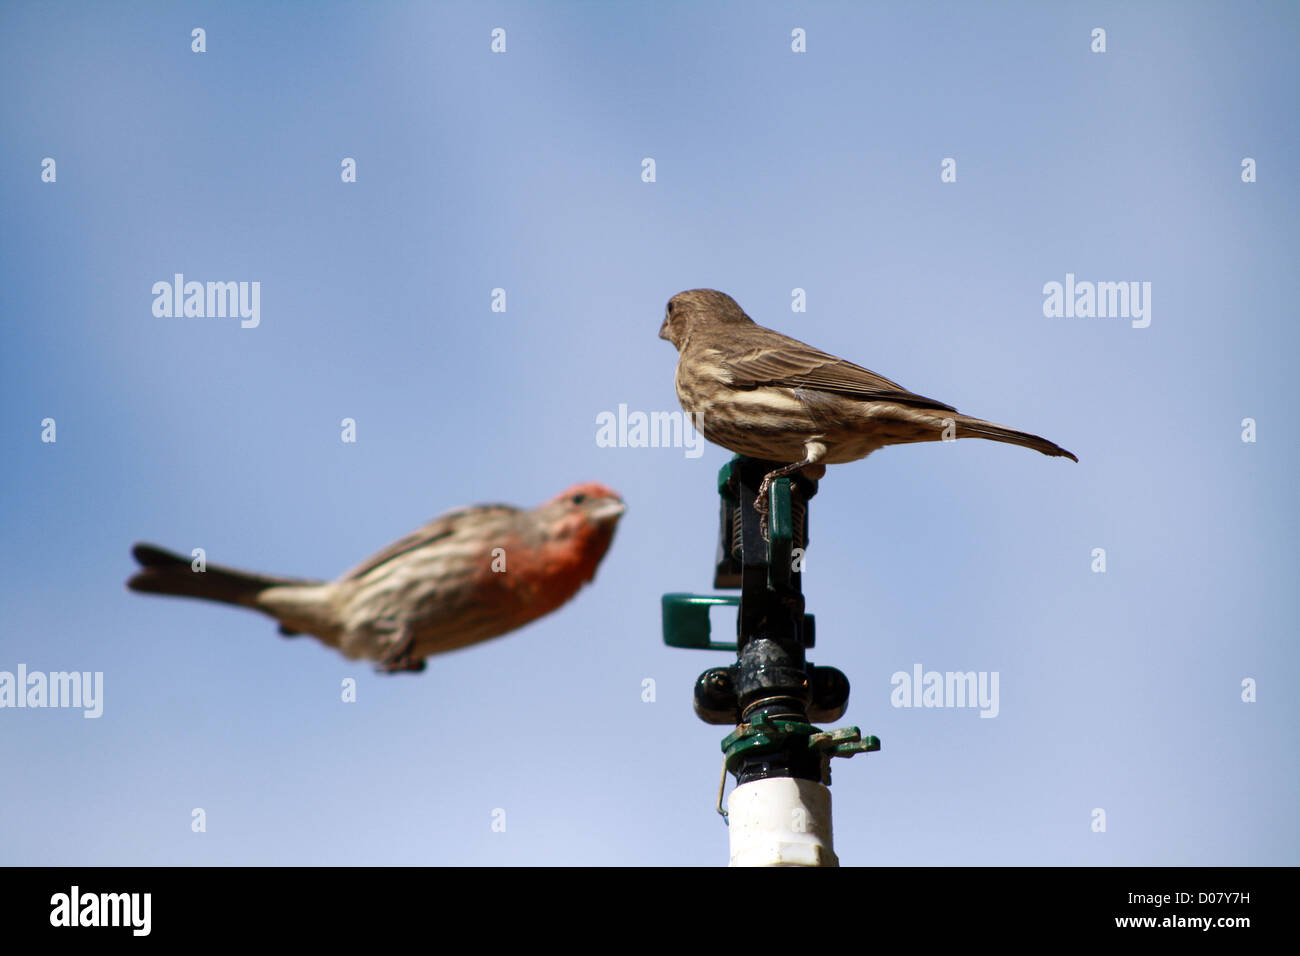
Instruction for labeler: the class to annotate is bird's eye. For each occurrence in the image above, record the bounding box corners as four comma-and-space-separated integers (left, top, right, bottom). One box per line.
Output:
571, 493, 587, 505
666, 301, 674, 314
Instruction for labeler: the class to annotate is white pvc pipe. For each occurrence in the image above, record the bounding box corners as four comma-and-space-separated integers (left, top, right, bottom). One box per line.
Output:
727, 777, 838, 867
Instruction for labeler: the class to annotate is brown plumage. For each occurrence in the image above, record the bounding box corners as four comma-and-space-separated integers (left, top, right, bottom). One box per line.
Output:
127, 483, 625, 673
659, 289, 1075, 509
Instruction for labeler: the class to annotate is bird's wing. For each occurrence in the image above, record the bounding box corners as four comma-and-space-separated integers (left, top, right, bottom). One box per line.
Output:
719, 331, 958, 412
339, 504, 519, 580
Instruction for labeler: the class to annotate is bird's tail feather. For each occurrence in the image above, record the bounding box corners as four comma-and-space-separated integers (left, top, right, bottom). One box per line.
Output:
127, 543, 311, 610
954, 415, 1078, 462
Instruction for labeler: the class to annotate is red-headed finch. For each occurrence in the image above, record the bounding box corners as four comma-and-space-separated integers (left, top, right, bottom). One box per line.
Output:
127, 483, 625, 673
660, 289, 1076, 508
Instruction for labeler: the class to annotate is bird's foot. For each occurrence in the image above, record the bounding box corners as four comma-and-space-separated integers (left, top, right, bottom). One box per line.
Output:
376, 624, 424, 674
754, 473, 775, 540
753, 453, 826, 539
375, 656, 427, 675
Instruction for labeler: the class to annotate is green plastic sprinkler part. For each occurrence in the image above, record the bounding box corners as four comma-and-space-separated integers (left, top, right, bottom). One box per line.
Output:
717, 459, 739, 502
722, 712, 882, 786
766, 478, 794, 590
661, 593, 739, 651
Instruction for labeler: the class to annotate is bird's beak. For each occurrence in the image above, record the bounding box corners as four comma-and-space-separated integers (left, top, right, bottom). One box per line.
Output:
587, 498, 626, 524
658, 316, 671, 341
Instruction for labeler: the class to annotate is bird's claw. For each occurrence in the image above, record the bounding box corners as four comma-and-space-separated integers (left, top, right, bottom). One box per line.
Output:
754, 475, 775, 540
376, 625, 424, 674
376, 655, 426, 674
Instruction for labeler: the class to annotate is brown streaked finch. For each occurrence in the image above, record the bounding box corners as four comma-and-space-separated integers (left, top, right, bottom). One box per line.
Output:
659, 289, 1076, 511
127, 482, 625, 673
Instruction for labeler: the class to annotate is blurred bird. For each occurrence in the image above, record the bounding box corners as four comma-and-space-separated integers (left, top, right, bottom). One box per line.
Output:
659, 289, 1076, 511
127, 483, 625, 673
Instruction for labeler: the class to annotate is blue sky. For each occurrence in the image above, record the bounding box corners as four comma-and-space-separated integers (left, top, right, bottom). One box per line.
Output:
1, 1, 1296, 865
